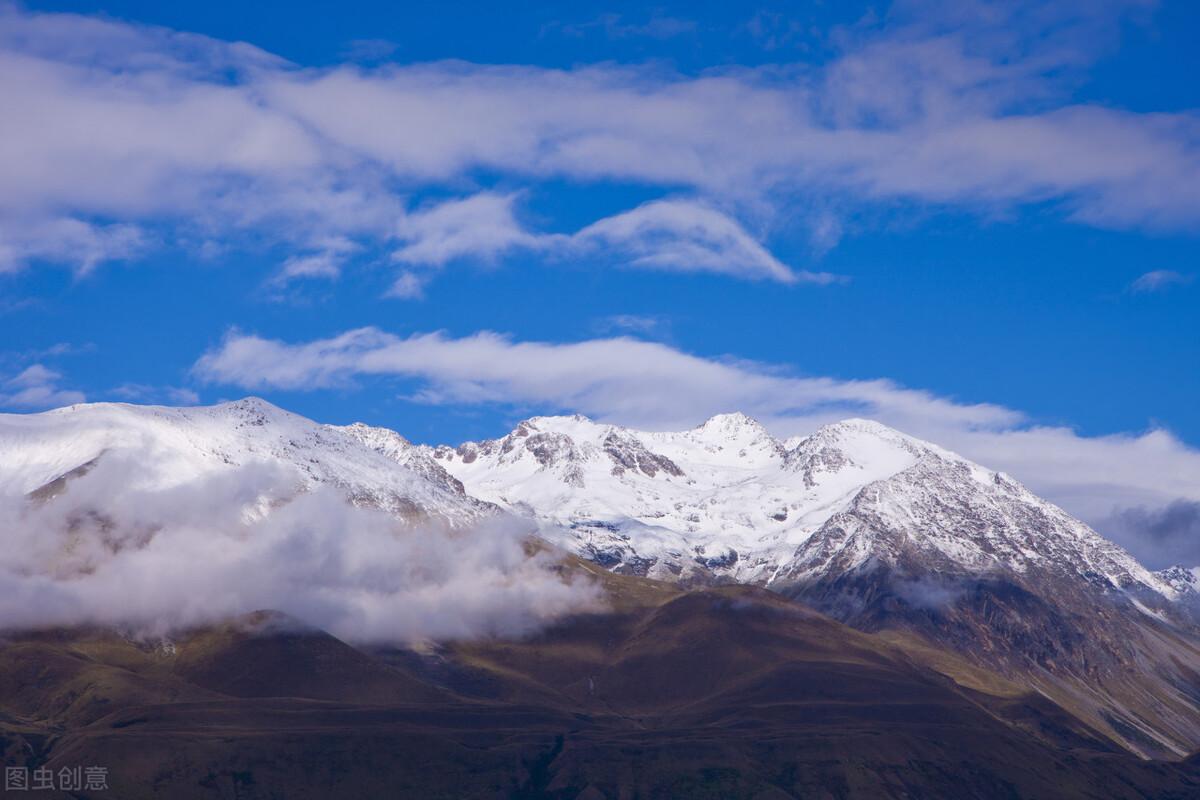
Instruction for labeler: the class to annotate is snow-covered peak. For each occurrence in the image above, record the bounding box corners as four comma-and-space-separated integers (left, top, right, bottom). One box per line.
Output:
426, 414, 925, 581
430, 413, 1171, 600
215, 395, 285, 414
792, 417, 955, 463
787, 419, 920, 480
0, 400, 491, 525
3, 400, 1176, 611
812, 417, 912, 443
337, 421, 413, 457
526, 413, 594, 427
694, 411, 770, 437
517, 414, 613, 444
332, 421, 469, 499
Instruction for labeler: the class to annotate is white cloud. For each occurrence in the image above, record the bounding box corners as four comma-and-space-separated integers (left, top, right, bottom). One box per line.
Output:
0, 363, 85, 409
192, 327, 1016, 432
383, 195, 830, 285
0, 217, 143, 275
595, 314, 666, 335
193, 327, 1200, 530
0, 2, 1195, 288
272, 236, 361, 284
167, 386, 201, 404
1130, 269, 1192, 293
392, 193, 540, 266
0, 455, 600, 641
278, 253, 342, 280
8, 364, 58, 388
109, 383, 200, 405
386, 272, 428, 300
571, 200, 839, 284
548, 12, 697, 41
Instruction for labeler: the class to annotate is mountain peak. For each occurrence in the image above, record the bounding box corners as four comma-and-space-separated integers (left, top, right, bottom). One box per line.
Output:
216, 396, 287, 415
823, 416, 896, 431
521, 413, 598, 431
691, 413, 779, 451
339, 421, 413, 448
793, 417, 965, 475
787, 417, 925, 475
810, 417, 914, 444
697, 411, 767, 431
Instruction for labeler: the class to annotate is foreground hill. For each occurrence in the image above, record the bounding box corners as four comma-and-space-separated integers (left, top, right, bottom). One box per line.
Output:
3, 577, 1199, 799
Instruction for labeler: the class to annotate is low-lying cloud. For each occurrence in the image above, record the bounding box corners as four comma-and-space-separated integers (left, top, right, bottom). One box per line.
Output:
0, 453, 600, 642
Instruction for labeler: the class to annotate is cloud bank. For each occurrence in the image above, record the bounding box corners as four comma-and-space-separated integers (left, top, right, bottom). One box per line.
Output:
0, 453, 600, 642
194, 327, 1200, 536
1, 2, 1196, 290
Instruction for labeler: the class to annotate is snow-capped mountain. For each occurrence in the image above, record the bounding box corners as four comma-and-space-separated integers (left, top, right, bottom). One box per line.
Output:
5, 398, 1200, 757
1, 398, 1179, 616
425, 413, 1175, 601
6, 398, 1167, 608
0, 398, 492, 525
422, 412, 1200, 757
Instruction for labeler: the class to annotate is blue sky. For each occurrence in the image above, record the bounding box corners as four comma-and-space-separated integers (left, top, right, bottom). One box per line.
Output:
1, 0, 1198, 555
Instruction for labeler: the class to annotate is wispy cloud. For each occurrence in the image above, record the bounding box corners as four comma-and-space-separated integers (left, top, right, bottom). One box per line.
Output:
595, 313, 668, 336
571, 200, 839, 284
109, 383, 200, 405
1130, 269, 1193, 293
378, 194, 829, 288
0, 363, 85, 408
0, 217, 143, 275
740, 10, 810, 52
391, 193, 541, 267
545, 12, 697, 40
340, 37, 398, 62
386, 272, 428, 300
272, 236, 361, 284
